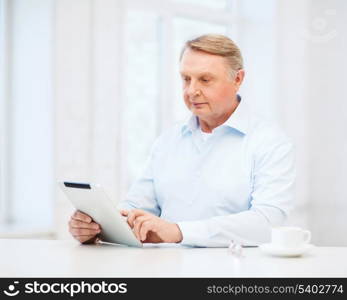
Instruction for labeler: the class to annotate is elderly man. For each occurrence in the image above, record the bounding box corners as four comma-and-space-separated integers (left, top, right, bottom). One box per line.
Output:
69, 34, 295, 247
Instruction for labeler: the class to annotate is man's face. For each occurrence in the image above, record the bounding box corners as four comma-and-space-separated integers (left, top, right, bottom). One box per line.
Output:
179, 48, 244, 120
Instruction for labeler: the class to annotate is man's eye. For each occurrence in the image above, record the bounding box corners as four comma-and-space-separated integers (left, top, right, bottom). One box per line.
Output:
201, 78, 210, 83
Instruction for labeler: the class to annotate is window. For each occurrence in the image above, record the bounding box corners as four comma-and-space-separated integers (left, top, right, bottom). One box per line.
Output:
0, 0, 54, 233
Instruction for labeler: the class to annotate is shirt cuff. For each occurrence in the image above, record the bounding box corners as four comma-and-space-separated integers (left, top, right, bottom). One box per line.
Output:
176, 220, 208, 247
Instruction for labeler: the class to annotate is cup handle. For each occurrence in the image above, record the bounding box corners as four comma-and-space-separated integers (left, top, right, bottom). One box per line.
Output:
303, 230, 311, 244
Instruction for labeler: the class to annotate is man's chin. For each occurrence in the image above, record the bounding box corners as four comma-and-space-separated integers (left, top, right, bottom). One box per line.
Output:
191, 110, 209, 118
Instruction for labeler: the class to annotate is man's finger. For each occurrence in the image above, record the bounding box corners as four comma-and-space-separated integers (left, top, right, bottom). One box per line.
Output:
139, 220, 153, 242
133, 216, 150, 240
80, 235, 98, 244
69, 219, 100, 230
72, 210, 92, 223
127, 209, 147, 228
70, 228, 101, 236
120, 210, 128, 216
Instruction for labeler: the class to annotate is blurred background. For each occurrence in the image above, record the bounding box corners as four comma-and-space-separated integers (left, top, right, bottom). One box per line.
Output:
0, 0, 346, 245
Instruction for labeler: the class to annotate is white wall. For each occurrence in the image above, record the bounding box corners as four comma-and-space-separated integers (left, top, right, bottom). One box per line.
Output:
276, 0, 347, 246
305, 0, 347, 246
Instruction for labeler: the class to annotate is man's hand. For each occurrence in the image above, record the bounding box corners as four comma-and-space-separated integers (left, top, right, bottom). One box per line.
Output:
69, 210, 101, 244
121, 209, 183, 243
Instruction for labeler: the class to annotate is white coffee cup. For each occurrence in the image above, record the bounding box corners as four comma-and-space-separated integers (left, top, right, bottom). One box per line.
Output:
271, 226, 311, 248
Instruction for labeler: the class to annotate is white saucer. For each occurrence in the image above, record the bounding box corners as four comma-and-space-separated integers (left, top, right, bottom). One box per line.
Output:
259, 243, 314, 257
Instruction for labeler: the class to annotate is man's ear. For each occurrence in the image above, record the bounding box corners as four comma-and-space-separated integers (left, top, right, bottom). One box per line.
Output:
234, 69, 245, 88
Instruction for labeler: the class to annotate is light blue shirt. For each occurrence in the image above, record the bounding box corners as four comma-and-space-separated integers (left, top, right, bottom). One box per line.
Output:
118, 98, 295, 247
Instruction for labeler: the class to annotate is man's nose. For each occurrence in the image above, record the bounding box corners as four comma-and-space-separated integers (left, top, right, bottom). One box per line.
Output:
187, 81, 200, 97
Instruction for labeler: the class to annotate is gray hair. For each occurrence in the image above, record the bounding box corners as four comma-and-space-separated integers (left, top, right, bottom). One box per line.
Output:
180, 34, 244, 78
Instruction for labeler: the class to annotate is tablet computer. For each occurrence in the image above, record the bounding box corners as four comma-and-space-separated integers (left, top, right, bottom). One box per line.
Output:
59, 181, 142, 248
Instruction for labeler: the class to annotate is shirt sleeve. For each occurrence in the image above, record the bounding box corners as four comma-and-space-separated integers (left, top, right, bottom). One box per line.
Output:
177, 137, 296, 247
117, 138, 161, 216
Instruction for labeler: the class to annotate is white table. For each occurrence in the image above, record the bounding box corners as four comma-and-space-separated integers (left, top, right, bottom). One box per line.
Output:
1, 239, 346, 277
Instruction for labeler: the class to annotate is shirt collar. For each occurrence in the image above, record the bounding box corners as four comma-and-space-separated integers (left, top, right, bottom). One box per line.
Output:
181, 95, 249, 136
